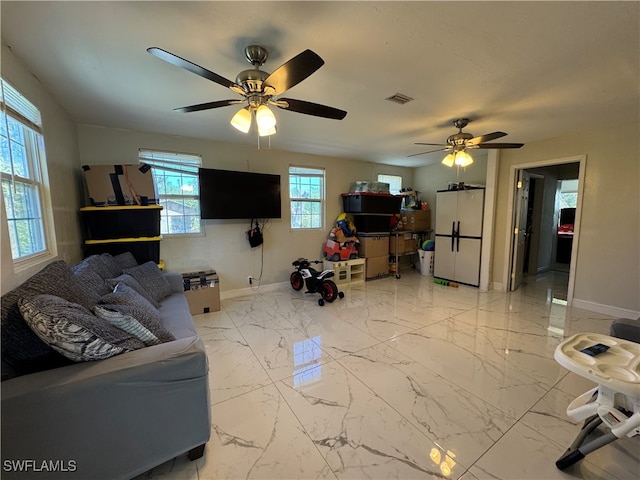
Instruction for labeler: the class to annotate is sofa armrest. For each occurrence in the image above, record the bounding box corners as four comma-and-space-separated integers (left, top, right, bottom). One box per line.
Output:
1, 337, 210, 480
164, 271, 184, 293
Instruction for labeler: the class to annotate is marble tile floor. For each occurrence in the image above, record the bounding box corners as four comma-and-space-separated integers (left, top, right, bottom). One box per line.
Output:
137, 270, 638, 480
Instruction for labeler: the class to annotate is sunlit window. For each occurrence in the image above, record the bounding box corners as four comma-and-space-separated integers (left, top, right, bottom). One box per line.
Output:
290, 166, 324, 230
377, 174, 402, 195
1, 78, 54, 262
559, 179, 578, 209
138, 149, 202, 235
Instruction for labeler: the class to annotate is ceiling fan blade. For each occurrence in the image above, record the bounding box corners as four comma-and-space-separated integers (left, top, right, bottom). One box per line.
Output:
407, 147, 449, 158
276, 98, 347, 120
147, 47, 244, 94
174, 99, 242, 113
467, 131, 507, 145
414, 142, 448, 146
474, 142, 524, 149
264, 50, 324, 95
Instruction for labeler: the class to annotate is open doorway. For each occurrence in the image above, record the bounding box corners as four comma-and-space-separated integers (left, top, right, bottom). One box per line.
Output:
505, 156, 585, 304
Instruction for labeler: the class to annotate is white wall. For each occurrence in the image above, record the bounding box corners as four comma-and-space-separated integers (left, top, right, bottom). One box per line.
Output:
1, 43, 84, 295
77, 124, 413, 292
493, 124, 640, 315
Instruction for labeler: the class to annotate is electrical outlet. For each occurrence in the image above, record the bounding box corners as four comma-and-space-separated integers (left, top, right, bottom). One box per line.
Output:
247, 275, 252, 285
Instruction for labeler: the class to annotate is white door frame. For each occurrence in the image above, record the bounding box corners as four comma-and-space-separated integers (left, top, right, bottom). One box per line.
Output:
479, 150, 499, 291
501, 155, 587, 304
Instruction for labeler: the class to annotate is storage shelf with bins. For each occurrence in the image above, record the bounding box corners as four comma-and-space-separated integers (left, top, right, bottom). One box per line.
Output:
80, 205, 163, 264
389, 229, 432, 279
323, 258, 365, 285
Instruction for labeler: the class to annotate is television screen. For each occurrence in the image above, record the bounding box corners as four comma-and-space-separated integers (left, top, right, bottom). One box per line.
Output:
198, 168, 282, 219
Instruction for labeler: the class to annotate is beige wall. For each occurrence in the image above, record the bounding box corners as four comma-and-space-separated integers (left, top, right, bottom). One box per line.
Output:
1, 43, 84, 295
492, 124, 640, 314
77, 124, 413, 292
413, 153, 488, 213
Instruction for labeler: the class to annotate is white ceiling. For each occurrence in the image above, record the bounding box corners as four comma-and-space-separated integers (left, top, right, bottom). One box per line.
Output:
2, 1, 638, 168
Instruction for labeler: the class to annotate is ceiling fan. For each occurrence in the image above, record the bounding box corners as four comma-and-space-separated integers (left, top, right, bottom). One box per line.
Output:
409, 118, 524, 167
147, 45, 347, 137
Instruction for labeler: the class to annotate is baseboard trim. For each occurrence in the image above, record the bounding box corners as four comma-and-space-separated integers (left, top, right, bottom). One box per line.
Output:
491, 282, 504, 292
221, 281, 288, 300
571, 298, 639, 319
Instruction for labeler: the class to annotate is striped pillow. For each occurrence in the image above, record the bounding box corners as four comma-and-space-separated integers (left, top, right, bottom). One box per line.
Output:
18, 295, 144, 362
105, 274, 160, 308
94, 305, 160, 346
98, 284, 176, 343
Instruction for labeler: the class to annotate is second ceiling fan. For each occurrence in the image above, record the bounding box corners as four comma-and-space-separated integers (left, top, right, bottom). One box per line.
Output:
147, 45, 347, 136
410, 118, 524, 166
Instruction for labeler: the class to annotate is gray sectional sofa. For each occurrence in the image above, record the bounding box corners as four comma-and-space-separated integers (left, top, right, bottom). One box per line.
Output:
1, 254, 210, 480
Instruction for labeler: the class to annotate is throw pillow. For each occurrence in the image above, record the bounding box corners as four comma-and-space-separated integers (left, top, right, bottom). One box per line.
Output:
99, 253, 123, 278
105, 274, 160, 308
18, 295, 145, 362
81, 255, 115, 280
98, 283, 176, 343
123, 261, 172, 304
94, 305, 160, 346
1, 261, 97, 379
113, 252, 138, 270
71, 261, 111, 298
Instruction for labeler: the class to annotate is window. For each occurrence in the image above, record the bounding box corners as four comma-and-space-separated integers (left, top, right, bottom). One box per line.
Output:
377, 174, 402, 195
289, 166, 324, 229
1, 78, 53, 262
138, 149, 202, 235
559, 179, 578, 209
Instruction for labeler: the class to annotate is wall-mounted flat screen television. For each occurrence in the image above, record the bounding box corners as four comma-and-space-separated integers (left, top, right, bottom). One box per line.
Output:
198, 168, 282, 219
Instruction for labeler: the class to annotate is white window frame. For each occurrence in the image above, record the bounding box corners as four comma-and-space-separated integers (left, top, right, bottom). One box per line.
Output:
289, 166, 325, 230
1, 77, 56, 269
377, 174, 402, 195
138, 149, 203, 237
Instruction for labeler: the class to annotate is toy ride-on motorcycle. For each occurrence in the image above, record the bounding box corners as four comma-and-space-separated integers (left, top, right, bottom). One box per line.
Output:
290, 258, 345, 306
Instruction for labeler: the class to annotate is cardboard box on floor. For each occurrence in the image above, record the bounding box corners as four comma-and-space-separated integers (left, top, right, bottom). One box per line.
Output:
183, 271, 220, 314
365, 256, 389, 279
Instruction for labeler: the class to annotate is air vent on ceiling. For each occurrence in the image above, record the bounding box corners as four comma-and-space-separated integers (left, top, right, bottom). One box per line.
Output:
385, 93, 414, 105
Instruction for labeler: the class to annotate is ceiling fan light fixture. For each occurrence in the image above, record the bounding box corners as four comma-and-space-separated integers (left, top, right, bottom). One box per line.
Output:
230, 107, 252, 133
258, 124, 277, 137
442, 153, 455, 167
454, 151, 473, 167
256, 104, 276, 130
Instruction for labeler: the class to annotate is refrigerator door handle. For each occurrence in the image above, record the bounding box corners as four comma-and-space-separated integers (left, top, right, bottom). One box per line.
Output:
457, 221, 460, 251
451, 221, 455, 251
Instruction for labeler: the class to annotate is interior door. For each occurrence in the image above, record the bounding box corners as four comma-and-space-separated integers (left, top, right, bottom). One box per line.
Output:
510, 170, 530, 291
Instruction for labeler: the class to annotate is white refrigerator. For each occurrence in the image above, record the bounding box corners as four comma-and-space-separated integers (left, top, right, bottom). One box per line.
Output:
434, 188, 485, 287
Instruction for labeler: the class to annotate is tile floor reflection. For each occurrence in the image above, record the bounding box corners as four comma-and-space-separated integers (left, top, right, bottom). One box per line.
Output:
137, 270, 639, 479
